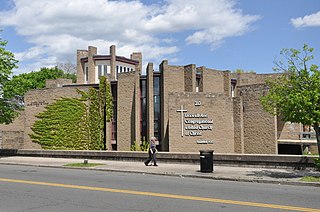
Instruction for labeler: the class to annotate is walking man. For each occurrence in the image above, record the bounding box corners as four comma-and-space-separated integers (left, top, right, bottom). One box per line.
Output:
144, 137, 158, 166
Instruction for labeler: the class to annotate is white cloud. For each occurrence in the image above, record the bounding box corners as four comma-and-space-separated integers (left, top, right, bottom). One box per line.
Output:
0, 0, 259, 74
291, 11, 320, 28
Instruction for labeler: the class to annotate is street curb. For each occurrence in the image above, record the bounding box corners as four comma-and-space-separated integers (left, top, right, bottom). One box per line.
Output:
0, 162, 319, 188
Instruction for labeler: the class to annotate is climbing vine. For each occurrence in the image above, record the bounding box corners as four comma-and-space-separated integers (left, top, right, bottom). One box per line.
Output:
30, 76, 113, 150
30, 97, 90, 150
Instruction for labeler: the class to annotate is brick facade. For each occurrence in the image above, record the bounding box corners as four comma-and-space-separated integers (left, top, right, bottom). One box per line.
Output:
0, 45, 315, 154
169, 93, 234, 153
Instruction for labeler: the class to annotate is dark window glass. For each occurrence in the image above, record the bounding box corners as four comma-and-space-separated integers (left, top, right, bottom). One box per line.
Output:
154, 96, 160, 118
153, 75, 161, 144
140, 79, 147, 139
98, 65, 102, 77
85, 67, 89, 82
104, 65, 108, 75
111, 83, 117, 144
141, 80, 146, 98
154, 77, 160, 95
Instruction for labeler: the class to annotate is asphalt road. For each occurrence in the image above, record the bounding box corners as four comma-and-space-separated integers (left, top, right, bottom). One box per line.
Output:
0, 165, 319, 212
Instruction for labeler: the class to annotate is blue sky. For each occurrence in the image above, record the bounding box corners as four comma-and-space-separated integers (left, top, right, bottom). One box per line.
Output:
0, 0, 319, 75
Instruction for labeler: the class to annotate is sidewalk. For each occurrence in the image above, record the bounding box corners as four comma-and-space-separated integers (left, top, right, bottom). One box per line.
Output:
0, 156, 319, 187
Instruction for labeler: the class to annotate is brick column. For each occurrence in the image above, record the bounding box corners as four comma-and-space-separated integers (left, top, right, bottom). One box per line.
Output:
147, 63, 154, 143
76, 50, 88, 84
88, 46, 97, 84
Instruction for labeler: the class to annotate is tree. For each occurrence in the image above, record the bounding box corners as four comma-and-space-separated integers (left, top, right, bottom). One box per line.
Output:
3, 67, 75, 99
0, 34, 19, 124
56, 60, 77, 74
56, 61, 77, 83
260, 44, 320, 156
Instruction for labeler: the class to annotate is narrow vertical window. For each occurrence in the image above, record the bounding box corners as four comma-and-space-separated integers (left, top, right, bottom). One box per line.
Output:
98, 65, 102, 77
104, 65, 108, 76
85, 67, 89, 82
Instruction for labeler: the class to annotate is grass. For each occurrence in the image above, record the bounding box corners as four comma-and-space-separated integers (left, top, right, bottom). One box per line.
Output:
64, 163, 105, 167
300, 176, 320, 182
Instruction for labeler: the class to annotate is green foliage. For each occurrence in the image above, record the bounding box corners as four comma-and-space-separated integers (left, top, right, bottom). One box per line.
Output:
30, 97, 90, 150
3, 67, 75, 98
314, 158, 320, 171
300, 176, 320, 182
30, 76, 113, 150
0, 34, 19, 124
88, 87, 103, 150
130, 137, 149, 151
130, 141, 141, 151
260, 44, 320, 156
233, 69, 256, 74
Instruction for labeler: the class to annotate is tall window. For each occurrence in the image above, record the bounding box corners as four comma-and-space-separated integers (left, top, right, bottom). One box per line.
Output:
231, 79, 237, 97
111, 83, 117, 150
85, 67, 89, 82
104, 65, 108, 75
98, 65, 108, 77
153, 75, 161, 143
140, 79, 147, 140
98, 65, 103, 77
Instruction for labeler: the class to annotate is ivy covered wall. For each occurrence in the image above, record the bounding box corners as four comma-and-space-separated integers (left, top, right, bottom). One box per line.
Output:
30, 76, 113, 150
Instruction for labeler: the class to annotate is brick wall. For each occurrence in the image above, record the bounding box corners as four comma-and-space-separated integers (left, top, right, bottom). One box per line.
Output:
76, 49, 88, 84
23, 86, 89, 149
117, 71, 139, 151
147, 63, 154, 143
202, 68, 226, 93
160, 61, 185, 151
88, 46, 97, 84
238, 84, 277, 154
184, 64, 196, 92
46, 79, 73, 88
0, 131, 24, 149
233, 96, 244, 153
168, 92, 234, 153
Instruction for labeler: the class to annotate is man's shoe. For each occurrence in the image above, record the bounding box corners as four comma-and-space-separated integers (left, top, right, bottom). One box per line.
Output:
144, 162, 148, 166
154, 164, 158, 166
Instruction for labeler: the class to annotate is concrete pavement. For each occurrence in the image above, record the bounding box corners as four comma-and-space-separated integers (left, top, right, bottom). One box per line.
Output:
0, 156, 319, 187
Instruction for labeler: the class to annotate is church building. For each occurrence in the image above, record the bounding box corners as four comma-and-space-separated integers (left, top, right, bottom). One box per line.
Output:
0, 45, 317, 154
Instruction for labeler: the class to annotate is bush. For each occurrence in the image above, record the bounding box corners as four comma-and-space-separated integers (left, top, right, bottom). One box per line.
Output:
314, 158, 320, 171
130, 137, 149, 151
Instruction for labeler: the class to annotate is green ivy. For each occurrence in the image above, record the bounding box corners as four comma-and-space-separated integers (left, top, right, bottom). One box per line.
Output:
314, 158, 320, 171
130, 137, 149, 151
30, 76, 113, 150
30, 98, 90, 150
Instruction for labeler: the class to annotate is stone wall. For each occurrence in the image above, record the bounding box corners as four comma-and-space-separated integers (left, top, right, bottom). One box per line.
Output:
76, 49, 88, 84
231, 73, 279, 86
202, 68, 227, 94
88, 46, 97, 84
147, 63, 154, 143
160, 61, 185, 151
233, 96, 244, 153
23, 86, 89, 149
0, 131, 24, 149
117, 71, 139, 151
168, 92, 234, 153
46, 79, 73, 88
238, 84, 277, 154
184, 64, 196, 92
